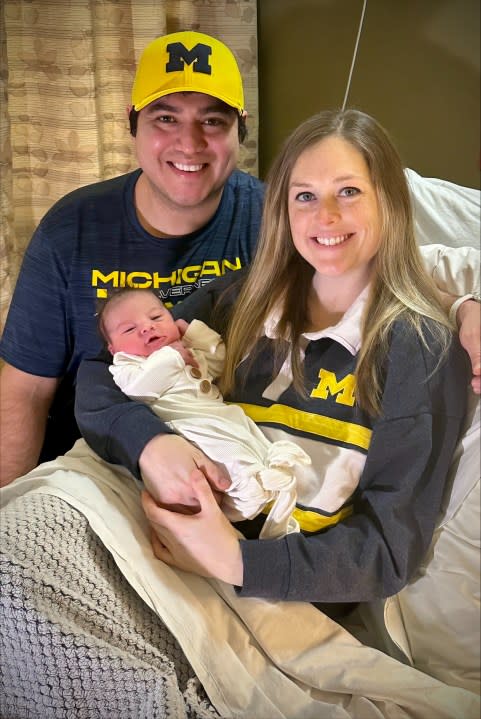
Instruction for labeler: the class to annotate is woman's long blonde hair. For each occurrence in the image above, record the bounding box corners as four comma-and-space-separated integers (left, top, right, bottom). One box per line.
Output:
220, 109, 452, 416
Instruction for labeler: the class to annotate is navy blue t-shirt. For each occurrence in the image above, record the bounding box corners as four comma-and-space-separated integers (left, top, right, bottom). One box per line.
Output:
0, 168, 264, 458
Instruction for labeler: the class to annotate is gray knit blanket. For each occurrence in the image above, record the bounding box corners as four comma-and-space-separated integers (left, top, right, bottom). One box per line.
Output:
1, 445, 479, 719
0, 492, 220, 719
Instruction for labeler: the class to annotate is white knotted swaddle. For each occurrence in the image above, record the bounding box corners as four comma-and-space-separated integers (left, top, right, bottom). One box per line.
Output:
220, 439, 311, 539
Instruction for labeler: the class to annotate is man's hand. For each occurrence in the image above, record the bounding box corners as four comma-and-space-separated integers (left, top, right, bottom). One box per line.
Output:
138, 434, 231, 512
141, 473, 244, 586
457, 299, 481, 394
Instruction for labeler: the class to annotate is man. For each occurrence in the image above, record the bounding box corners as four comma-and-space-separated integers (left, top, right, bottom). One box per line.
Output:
0, 30, 479, 490
0, 31, 263, 486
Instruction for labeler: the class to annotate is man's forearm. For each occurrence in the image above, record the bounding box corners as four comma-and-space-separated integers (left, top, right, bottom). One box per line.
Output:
75, 356, 171, 477
0, 407, 47, 485
0, 364, 58, 485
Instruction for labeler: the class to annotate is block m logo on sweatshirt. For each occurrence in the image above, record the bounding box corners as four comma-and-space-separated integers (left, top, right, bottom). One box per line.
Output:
311, 369, 356, 406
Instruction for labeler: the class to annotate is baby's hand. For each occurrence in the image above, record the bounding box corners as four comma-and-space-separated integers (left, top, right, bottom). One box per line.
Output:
171, 340, 199, 368
175, 319, 190, 337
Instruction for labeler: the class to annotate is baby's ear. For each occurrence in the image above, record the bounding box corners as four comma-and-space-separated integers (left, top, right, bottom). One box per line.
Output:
107, 343, 114, 354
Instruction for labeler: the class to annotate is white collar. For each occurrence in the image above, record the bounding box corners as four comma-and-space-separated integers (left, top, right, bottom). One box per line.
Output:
263, 285, 369, 356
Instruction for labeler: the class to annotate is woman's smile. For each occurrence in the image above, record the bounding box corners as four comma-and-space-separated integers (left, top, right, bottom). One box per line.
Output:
313, 232, 354, 247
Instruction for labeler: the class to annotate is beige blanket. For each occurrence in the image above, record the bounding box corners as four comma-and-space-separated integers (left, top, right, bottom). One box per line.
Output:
1, 439, 479, 719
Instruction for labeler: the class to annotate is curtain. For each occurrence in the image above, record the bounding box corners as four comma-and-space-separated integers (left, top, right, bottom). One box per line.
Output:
0, 0, 259, 329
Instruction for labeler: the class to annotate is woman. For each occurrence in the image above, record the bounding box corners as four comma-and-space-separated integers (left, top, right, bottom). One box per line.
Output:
142, 109, 469, 618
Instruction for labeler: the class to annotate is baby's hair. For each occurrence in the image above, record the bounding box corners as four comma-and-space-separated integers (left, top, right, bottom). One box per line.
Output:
95, 287, 159, 344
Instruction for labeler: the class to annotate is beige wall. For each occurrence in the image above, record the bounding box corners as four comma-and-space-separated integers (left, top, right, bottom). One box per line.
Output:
257, 0, 480, 189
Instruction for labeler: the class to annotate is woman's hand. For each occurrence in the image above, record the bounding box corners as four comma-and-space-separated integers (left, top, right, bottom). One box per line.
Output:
141, 471, 244, 586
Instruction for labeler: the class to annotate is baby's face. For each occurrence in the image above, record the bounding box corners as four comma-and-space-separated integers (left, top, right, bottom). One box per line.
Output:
104, 292, 181, 357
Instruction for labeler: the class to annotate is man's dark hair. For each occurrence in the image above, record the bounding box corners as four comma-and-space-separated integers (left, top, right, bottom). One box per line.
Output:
128, 103, 248, 143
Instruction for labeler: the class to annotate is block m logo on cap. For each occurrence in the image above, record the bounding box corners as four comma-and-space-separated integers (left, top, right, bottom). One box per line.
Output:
132, 31, 244, 113
166, 42, 212, 75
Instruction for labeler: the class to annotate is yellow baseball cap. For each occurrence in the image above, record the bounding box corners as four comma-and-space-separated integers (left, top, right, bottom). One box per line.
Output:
131, 31, 244, 114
